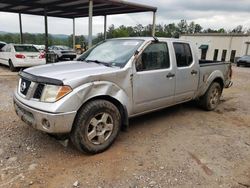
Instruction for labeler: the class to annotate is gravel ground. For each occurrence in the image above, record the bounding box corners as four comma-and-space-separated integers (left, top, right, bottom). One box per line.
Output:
0, 64, 249, 188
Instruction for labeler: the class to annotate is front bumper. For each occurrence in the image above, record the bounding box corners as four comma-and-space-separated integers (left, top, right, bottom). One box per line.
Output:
13, 95, 76, 134
60, 54, 76, 59
237, 61, 250, 66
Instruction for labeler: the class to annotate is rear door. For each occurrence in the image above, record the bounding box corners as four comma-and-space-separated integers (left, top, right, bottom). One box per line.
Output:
173, 42, 199, 103
132, 41, 176, 113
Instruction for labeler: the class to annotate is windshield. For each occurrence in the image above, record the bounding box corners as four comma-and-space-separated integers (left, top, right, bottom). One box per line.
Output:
78, 39, 144, 67
14, 45, 39, 52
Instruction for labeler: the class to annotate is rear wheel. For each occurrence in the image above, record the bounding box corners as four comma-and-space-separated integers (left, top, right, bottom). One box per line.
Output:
70, 100, 121, 154
236, 62, 240, 67
9, 60, 16, 72
199, 82, 222, 111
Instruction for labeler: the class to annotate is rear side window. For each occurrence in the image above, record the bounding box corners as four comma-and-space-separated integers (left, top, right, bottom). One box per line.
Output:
173, 43, 193, 67
136, 42, 170, 71
14, 45, 39, 52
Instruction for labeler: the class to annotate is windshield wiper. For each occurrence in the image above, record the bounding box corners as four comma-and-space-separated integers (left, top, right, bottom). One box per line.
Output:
85, 59, 112, 67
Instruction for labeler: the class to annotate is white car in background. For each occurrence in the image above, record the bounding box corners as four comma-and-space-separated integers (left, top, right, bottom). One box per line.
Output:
0, 44, 46, 71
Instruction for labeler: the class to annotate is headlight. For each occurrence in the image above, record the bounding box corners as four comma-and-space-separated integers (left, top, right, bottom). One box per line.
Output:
40, 85, 72, 103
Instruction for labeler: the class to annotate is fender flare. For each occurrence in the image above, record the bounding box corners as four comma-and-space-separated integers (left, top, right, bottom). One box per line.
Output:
200, 70, 224, 96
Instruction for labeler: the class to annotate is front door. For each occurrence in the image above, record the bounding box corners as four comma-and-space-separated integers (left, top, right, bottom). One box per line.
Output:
132, 42, 175, 114
173, 42, 199, 103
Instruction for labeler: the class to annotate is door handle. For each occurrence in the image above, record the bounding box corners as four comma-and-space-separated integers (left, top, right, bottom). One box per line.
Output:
166, 72, 175, 78
191, 70, 198, 75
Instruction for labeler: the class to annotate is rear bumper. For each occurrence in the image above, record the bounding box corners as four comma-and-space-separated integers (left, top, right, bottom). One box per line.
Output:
14, 60, 46, 67
13, 95, 76, 134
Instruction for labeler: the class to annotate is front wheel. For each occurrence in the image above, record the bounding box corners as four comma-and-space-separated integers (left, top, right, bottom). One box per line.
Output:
199, 82, 222, 111
70, 100, 121, 154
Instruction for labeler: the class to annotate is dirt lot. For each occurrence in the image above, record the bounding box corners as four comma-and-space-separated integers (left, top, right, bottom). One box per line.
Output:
0, 64, 249, 188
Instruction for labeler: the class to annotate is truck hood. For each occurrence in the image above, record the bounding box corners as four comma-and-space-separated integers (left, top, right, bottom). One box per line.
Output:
24, 61, 120, 87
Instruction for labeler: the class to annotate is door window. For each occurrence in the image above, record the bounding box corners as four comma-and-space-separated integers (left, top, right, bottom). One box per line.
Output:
173, 43, 193, 67
136, 42, 170, 71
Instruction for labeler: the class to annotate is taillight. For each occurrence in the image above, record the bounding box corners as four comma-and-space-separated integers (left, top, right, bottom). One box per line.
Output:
39, 53, 45, 59
15, 54, 25, 59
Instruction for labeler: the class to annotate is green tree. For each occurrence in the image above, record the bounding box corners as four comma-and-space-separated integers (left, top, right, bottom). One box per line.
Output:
177, 20, 188, 35
231, 25, 243, 33
164, 23, 178, 38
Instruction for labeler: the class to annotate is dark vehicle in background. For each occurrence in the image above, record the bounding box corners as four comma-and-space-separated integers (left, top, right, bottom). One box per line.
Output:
237, 55, 250, 67
0, 41, 6, 50
49, 45, 76, 61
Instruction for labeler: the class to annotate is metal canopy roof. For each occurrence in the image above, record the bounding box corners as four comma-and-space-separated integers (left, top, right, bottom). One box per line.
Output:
0, 0, 157, 18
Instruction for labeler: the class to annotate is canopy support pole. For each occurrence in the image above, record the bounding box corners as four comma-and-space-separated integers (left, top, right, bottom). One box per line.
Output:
152, 11, 156, 37
104, 15, 107, 40
73, 18, 76, 49
19, 13, 23, 44
88, 0, 93, 48
44, 8, 49, 63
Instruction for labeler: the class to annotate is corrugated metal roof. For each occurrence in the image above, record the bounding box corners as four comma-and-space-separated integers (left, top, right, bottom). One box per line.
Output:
0, 0, 157, 18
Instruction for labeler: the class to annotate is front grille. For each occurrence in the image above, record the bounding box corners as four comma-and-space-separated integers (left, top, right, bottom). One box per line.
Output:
33, 84, 45, 99
19, 77, 45, 100
20, 78, 31, 96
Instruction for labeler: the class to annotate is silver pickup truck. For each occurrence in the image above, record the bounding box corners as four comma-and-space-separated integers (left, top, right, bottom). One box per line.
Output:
13, 37, 232, 154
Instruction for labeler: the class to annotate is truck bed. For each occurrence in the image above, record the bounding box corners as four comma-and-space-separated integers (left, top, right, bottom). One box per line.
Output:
196, 60, 232, 98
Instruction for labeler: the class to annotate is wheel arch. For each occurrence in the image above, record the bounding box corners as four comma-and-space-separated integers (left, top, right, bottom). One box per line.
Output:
199, 70, 225, 97
212, 77, 224, 89
75, 95, 129, 131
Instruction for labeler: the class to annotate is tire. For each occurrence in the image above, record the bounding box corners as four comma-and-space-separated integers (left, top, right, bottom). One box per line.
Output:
70, 58, 74, 61
199, 82, 222, 111
70, 100, 121, 154
9, 60, 16, 72
55, 55, 59, 62
236, 63, 240, 67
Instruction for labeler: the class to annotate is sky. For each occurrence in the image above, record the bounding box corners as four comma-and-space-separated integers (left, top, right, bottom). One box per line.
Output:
0, 0, 250, 35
